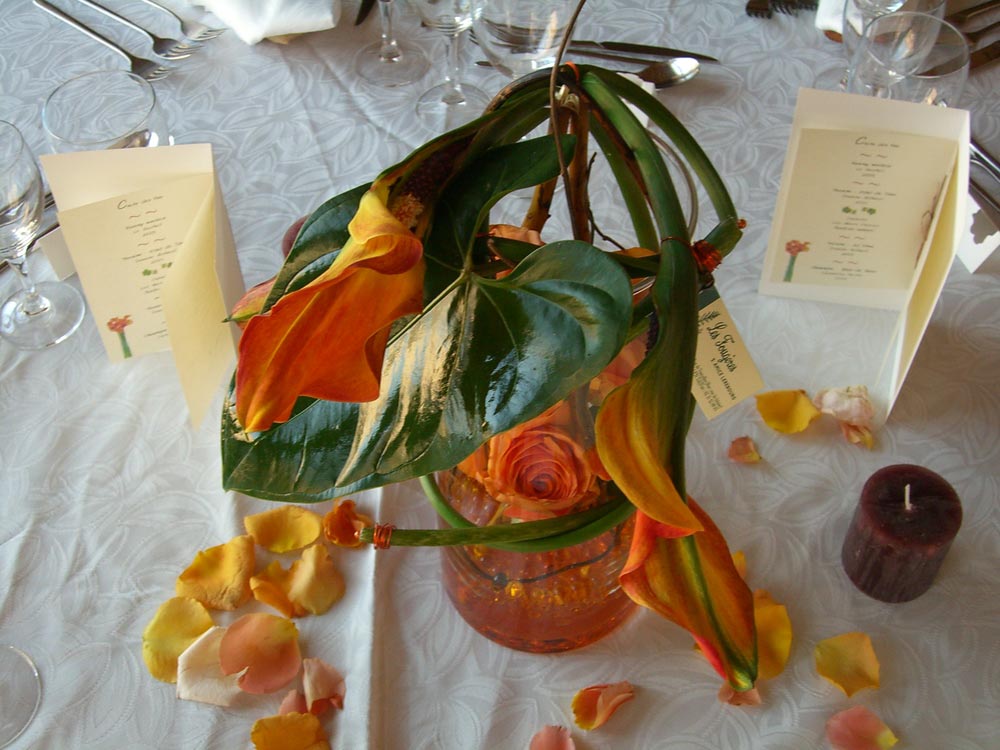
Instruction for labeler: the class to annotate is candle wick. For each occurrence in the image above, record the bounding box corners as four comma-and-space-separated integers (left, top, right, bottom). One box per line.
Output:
904, 483, 912, 512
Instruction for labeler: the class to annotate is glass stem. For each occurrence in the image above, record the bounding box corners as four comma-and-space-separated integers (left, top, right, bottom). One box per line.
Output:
441, 31, 467, 105
377, 0, 402, 62
7, 253, 49, 316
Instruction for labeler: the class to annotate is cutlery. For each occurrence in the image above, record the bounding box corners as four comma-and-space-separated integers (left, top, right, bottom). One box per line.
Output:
477, 56, 701, 89
969, 179, 1000, 220
965, 19, 1000, 45
135, 0, 226, 42
971, 139, 1000, 185
34, 0, 173, 81
946, 0, 1000, 25
571, 40, 719, 64
745, 0, 773, 19
71, 0, 198, 60
970, 38, 1000, 69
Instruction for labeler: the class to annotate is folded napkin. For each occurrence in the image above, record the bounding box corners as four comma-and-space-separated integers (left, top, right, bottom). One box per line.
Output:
815, 0, 845, 35
191, 0, 341, 45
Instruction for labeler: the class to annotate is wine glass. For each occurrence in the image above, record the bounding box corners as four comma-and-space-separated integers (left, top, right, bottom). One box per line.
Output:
0, 121, 86, 350
411, 0, 490, 131
0, 645, 42, 747
847, 11, 970, 106
42, 70, 170, 152
355, 0, 431, 87
472, 0, 576, 80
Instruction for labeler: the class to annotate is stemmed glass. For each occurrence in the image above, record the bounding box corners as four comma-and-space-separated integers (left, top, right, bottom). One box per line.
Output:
846, 11, 970, 106
355, 0, 430, 87
0, 645, 42, 747
472, 0, 576, 80
411, 0, 490, 130
0, 121, 85, 350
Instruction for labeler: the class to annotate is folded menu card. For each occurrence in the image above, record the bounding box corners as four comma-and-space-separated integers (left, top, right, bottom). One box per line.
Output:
39, 144, 245, 426
759, 88, 969, 418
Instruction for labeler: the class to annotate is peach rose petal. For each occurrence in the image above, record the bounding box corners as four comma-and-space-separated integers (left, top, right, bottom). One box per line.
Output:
245, 506, 323, 553
142, 597, 214, 683
727, 436, 762, 464
755, 389, 822, 434
754, 590, 792, 681
175, 535, 255, 611
571, 680, 635, 730
322, 500, 373, 548
279, 690, 308, 715
529, 726, 576, 750
219, 613, 302, 695
826, 705, 899, 750
250, 712, 330, 750
814, 386, 876, 450
815, 632, 880, 697
717, 683, 762, 706
302, 657, 346, 714
176, 626, 243, 707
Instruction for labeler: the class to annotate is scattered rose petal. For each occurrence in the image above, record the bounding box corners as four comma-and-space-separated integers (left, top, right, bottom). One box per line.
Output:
754, 590, 793, 681
717, 683, 762, 706
176, 626, 243, 707
571, 680, 635, 730
529, 725, 575, 750
279, 690, 308, 715
252, 544, 345, 618
250, 712, 330, 750
727, 436, 762, 463
175, 535, 255, 611
826, 705, 899, 750
245, 506, 322, 553
814, 632, 880, 697
755, 389, 822, 433
302, 657, 346, 715
219, 613, 302, 695
814, 386, 876, 449
322, 500, 373, 548
142, 597, 214, 683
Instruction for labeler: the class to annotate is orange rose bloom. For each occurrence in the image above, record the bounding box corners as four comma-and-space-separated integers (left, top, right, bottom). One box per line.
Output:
480, 400, 606, 519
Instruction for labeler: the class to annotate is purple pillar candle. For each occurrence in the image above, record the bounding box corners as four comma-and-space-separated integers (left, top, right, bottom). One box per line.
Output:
841, 464, 962, 603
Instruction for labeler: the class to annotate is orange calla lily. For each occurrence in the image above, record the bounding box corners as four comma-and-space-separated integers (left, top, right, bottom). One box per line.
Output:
620, 502, 757, 692
235, 190, 425, 433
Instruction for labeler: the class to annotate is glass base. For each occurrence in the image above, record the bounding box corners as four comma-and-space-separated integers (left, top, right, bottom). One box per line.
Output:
0, 282, 86, 350
355, 40, 431, 88
0, 646, 41, 748
416, 82, 491, 131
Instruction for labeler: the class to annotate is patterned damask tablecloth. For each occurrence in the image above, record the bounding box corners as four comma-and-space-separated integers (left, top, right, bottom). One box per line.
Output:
0, 1, 998, 748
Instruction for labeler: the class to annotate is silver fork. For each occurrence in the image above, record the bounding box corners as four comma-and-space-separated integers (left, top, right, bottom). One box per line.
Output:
70, 0, 198, 60
34, 0, 173, 82
745, 0, 773, 19
136, 0, 227, 42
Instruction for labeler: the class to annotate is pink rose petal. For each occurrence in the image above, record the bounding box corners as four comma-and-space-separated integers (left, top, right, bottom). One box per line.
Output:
529, 725, 575, 750
727, 436, 762, 464
218, 613, 302, 695
826, 705, 899, 750
302, 657, 346, 715
279, 689, 308, 715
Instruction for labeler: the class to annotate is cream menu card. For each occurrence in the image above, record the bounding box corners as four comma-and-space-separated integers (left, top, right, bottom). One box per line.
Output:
39, 144, 245, 426
759, 89, 969, 418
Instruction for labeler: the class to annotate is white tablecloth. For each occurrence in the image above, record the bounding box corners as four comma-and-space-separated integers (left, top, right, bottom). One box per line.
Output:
1, 1, 998, 748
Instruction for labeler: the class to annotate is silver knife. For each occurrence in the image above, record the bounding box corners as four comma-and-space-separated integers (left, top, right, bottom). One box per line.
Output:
970, 38, 1000, 70
571, 40, 720, 64
947, 0, 1000, 24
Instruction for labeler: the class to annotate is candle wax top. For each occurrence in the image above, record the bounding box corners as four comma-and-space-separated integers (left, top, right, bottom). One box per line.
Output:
861, 464, 962, 550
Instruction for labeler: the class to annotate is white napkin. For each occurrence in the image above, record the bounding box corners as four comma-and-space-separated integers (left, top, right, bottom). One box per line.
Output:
815, 0, 845, 34
191, 0, 342, 45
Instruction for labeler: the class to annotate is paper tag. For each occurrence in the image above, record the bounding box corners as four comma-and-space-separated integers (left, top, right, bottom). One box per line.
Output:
692, 287, 764, 419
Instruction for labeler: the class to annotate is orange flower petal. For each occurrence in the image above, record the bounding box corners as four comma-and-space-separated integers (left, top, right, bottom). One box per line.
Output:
755, 389, 822, 433
142, 597, 214, 683
754, 590, 792, 681
252, 545, 345, 618
175, 535, 255, 611
322, 500, 373, 548
727, 436, 761, 464
235, 191, 424, 433
251, 561, 298, 618
229, 277, 277, 330
302, 657, 346, 715
245, 506, 322, 553
219, 613, 302, 695
731, 550, 748, 580
815, 632, 880, 697
826, 705, 899, 750
620, 502, 757, 692
571, 680, 635, 730
529, 726, 575, 750
717, 683, 763, 706
250, 712, 330, 750
176, 626, 243, 707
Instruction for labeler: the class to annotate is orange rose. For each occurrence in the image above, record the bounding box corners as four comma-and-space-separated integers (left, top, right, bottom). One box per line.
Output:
481, 400, 605, 519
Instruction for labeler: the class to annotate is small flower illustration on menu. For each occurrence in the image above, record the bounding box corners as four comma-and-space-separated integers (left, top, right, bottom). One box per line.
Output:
783, 239, 810, 282
107, 315, 134, 359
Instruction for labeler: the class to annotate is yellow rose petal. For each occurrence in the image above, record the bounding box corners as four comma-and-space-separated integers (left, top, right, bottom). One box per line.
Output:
754, 590, 792, 681
142, 596, 214, 683
245, 506, 323, 553
815, 632, 880, 697
755, 389, 822, 434
250, 712, 330, 750
571, 681, 635, 730
287, 544, 345, 616
251, 560, 299, 618
176, 535, 255, 610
